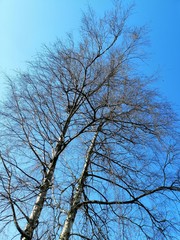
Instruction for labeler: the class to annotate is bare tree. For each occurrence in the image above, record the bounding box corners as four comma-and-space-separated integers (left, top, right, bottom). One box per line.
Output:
0, 1, 179, 240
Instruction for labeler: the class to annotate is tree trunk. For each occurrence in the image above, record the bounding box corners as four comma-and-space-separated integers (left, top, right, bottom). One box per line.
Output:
21, 136, 66, 240
21, 118, 72, 239
59, 129, 99, 240
21, 161, 56, 240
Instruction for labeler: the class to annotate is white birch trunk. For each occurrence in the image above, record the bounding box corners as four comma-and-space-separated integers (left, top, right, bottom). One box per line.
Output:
21, 120, 71, 239
59, 129, 99, 240
21, 161, 56, 240
21, 137, 66, 239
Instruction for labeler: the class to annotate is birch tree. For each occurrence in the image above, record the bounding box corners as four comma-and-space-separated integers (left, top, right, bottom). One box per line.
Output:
0, 1, 179, 239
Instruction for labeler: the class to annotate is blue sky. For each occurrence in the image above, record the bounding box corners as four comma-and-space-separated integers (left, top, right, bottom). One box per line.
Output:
0, 0, 179, 113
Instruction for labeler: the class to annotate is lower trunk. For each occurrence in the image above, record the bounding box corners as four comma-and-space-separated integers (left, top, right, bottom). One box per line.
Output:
59, 130, 99, 240
59, 184, 83, 240
21, 119, 71, 239
21, 162, 56, 240
59, 204, 79, 240
21, 189, 47, 239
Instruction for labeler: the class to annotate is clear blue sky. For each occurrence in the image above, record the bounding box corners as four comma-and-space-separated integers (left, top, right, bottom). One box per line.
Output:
0, 0, 179, 112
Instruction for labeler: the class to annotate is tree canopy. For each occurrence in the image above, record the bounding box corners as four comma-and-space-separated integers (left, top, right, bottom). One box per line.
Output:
0, 1, 179, 239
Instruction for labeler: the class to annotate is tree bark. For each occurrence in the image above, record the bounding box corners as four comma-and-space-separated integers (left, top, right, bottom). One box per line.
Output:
59, 129, 99, 240
21, 138, 65, 240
